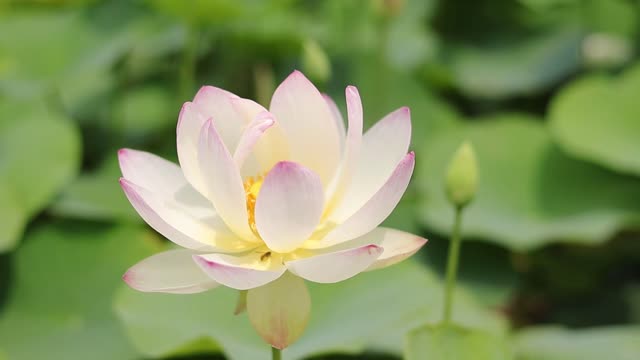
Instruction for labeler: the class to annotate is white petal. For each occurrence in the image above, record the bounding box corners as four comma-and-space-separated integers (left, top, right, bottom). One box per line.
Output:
366, 228, 427, 271
192, 85, 246, 151
193, 252, 286, 290
324, 86, 363, 217
322, 93, 346, 151
269, 70, 341, 185
198, 119, 256, 241
318, 227, 427, 271
308, 152, 415, 249
233, 111, 275, 168
255, 161, 324, 253
330, 107, 412, 221
118, 149, 212, 212
247, 272, 310, 350
286, 244, 382, 283
119, 179, 249, 251
123, 249, 219, 294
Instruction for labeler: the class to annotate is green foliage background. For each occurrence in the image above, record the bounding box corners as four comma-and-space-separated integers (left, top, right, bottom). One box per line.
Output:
1, 0, 639, 359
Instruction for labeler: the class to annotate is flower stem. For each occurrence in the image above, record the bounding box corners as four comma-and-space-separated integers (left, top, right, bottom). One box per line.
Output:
442, 205, 464, 324
271, 347, 282, 360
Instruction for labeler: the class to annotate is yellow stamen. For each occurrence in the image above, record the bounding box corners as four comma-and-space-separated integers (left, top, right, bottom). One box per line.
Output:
244, 174, 265, 238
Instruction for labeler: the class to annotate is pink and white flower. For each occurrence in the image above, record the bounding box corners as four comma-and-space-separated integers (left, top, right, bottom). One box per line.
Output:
120, 70, 427, 349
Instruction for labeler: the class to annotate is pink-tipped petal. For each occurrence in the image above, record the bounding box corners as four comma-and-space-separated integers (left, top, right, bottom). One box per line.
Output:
309, 152, 415, 248
198, 119, 256, 241
231, 98, 290, 176
192, 86, 245, 151
177, 87, 247, 194
320, 227, 428, 271
286, 244, 383, 283
269, 70, 341, 185
255, 161, 324, 253
123, 249, 219, 294
324, 86, 364, 217
193, 253, 286, 290
247, 272, 310, 349
330, 107, 412, 221
233, 111, 275, 168
367, 228, 427, 271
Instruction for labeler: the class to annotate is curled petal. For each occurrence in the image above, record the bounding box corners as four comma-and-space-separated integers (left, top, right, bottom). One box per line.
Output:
247, 272, 310, 349
233, 111, 275, 168
255, 161, 324, 253
270, 70, 341, 185
286, 244, 382, 283
123, 249, 219, 294
193, 252, 286, 290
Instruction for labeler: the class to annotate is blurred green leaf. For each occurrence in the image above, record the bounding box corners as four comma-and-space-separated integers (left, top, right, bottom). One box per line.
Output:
350, 56, 458, 139
405, 323, 513, 360
0, 100, 81, 251
514, 325, 640, 360
446, 26, 583, 99
0, 222, 158, 359
115, 260, 506, 360
0, 11, 123, 100
50, 156, 139, 222
550, 64, 640, 175
417, 114, 640, 251
112, 84, 175, 136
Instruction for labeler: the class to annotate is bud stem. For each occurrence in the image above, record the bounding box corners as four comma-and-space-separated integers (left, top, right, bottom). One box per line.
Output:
272, 347, 282, 360
442, 205, 464, 324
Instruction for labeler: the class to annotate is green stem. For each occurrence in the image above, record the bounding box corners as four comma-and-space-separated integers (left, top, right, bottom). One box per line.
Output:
442, 206, 464, 324
271, 347, 282, 360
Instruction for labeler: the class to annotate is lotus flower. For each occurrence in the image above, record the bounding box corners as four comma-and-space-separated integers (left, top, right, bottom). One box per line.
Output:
120, 70, 427, 349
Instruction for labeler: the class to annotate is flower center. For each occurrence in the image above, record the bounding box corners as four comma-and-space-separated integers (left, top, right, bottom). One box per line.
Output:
243, 174, 265, 239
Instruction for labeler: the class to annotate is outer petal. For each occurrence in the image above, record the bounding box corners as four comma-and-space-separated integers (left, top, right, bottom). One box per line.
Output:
324, 86, 363, 217
118, 149, 214, 212
366, 228, 427, 271
318, 227, 427, 271
123, 249, 219, 294
247, 272, 310, 350
308, 152, 415, 248
330, 107, 412, 221
120, 179, 250, 252
286, 244, 382, 283
176, 102, 209, 194
198, 119, 256, 241
255, 161, 324, 253
269, 71, 341, 185
233, 111, 275, 168
193, 252, 286, 290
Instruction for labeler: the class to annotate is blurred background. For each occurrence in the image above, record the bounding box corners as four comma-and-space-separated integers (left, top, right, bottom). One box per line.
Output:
1, 0, 640, 359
